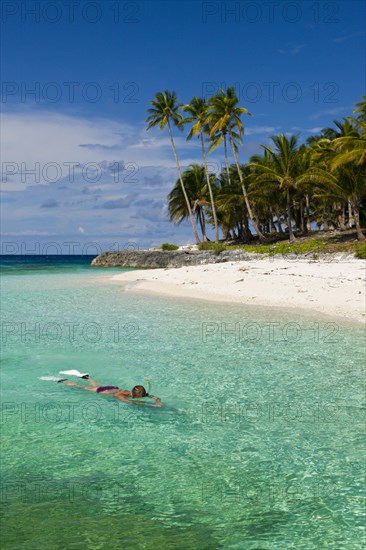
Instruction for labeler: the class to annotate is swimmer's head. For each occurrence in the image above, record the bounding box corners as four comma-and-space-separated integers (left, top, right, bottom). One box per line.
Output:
131, 385, 147, 398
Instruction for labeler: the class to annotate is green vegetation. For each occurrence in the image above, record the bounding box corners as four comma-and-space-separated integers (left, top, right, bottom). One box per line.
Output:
198, 242, 226, 255
355, 243, 366, 259
198, 232, 365, 257
146, 91, 366, 245
160, 243, 179, 251
239, 239, 328, 256
156, 232, 364, 257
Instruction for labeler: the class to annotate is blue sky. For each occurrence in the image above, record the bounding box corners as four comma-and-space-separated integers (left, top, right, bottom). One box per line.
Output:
1, 0, 365, 251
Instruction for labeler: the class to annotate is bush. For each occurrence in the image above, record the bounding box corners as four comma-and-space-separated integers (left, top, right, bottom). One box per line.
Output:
212, 243, 226, 255
355, 243, 366, 259
160, 243, 179, 251
198, 242, 226, 255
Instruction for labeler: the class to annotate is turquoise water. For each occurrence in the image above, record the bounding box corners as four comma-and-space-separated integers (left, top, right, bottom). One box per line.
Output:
1, 257, 365, 549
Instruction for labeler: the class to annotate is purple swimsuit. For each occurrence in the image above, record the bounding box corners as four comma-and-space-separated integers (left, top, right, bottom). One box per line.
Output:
96, 385, 120, 393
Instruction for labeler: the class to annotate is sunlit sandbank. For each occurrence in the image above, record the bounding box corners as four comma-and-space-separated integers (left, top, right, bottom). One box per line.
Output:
111, 255, 365, 323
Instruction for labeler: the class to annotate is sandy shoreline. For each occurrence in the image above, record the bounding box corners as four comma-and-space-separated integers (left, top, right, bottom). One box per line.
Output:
110, 256, 366, 324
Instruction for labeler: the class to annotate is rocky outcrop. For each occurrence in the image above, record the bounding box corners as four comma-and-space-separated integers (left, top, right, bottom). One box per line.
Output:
91, 249, 264, 269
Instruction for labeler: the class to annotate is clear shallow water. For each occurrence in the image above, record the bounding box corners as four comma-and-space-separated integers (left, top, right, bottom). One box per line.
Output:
1, 256, 365, 549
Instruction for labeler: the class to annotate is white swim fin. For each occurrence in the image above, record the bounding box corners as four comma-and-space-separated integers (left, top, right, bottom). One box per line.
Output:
59, 369, 89, 379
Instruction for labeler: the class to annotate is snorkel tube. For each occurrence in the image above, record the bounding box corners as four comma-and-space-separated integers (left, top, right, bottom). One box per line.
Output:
145, 376, 151, 397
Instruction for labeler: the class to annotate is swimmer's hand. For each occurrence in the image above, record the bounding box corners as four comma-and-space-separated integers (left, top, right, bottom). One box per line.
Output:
150, 395, 162, 407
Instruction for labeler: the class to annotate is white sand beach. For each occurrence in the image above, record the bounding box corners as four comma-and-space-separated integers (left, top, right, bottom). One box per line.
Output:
111, 255, 366, 323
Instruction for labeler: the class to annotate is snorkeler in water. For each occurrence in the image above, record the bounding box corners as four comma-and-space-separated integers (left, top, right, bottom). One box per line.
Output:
63, 377, 162, 407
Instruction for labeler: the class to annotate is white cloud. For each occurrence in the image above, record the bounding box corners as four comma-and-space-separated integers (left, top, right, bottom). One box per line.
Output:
1, 109, 192, 192
333, 31, 364, 44
278, 44, 306, 55
1, 230, 57, 236
309, 106, 351, 121
129, 135, 198, 150
0, 108, 255, 246
245, 126, 276, 136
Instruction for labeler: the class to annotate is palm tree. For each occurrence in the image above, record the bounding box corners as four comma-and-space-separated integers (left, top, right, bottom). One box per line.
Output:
167, 164, 215, 241
251, 134, 302, 242
208, 131, 233, 187
354, 95, 366, 123
146, 90, 201, 244
249, 150, 287, 235
295, 144, 313, 232
327, 115, 366, 234
181, 97, 220, 242
207, 87, 267, 242
215, 164, 254, 241
301, 164, 366, 241
307, 130, 353, 230
321, 118, 358, 140
303, 124, 365, 238
331, 119, 366, 169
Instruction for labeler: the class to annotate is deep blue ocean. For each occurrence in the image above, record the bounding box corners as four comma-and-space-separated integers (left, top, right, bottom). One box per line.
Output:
1, 255, 365, 549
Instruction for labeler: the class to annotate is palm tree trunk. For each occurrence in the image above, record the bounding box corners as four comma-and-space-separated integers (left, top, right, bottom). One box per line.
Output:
353, 203, 365, 241
269, 207, 276, 234
322, 205, 331, 231
243, 214, 253, 241
200, 209, 208, 241
167, 120, 201, 244
276, 211, 284, 235
305, 194, 311, 231
223, 134, 232, 185
236, 222, 243, 239
341, 204, 346, 229
337, 202, 347, 231
222, 226, 230, 241
348, 200, 354, 228
300, 199, 305, 233
200, 131, 219, 243
228, 132, 267, 243
287, 188, 296, 242
293, 199, 301, 231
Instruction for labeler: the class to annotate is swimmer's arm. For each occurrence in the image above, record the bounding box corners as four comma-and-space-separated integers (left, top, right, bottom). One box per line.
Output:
115, 395, 162, 407
148, 395, 162, 407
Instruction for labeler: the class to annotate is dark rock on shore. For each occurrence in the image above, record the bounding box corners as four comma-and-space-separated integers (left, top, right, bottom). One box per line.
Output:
91, 249, 263, 269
